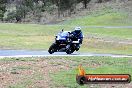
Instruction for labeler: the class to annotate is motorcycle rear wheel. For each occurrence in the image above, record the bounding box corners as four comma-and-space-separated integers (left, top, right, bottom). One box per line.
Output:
66, 47, 75, 54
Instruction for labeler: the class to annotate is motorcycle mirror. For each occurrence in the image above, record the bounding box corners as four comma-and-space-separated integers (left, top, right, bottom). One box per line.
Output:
62, 29, 64, 32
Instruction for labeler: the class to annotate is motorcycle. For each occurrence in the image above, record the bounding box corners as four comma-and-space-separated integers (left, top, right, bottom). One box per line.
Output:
48, 30, 81, 54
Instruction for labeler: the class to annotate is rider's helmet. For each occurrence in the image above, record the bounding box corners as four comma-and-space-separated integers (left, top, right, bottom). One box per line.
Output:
74, 27, 81, 34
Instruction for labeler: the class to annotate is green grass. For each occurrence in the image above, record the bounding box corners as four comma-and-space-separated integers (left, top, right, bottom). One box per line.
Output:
0, 23, 132, 54
62, 7, 132, 26
63, 13, 131, 26
0, 57, 37, 61
0, 7, 132, 54
50, 56, 132, 88
0, 23, 131, 38
83, 28, 132, 39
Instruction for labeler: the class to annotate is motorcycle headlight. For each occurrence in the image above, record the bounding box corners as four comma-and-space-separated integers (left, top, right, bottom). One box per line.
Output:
56, 36, 60, 40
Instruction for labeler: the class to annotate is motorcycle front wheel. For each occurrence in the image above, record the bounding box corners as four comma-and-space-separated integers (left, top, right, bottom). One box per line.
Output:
48, 43, 57, 54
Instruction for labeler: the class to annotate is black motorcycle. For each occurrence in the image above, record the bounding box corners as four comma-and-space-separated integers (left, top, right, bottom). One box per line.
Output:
48, 30, 80, 54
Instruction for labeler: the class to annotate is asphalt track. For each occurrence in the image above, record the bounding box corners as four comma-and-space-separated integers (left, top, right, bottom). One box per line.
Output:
0, 50, 132, 58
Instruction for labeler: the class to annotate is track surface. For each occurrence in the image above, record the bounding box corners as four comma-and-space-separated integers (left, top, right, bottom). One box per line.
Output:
0, 50, 131, 58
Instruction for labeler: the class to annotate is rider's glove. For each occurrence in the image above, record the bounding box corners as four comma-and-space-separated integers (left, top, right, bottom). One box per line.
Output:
69, 34, 74, 38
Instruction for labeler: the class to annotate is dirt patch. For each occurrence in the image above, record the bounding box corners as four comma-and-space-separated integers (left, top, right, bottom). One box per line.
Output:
0, 58, 72, 88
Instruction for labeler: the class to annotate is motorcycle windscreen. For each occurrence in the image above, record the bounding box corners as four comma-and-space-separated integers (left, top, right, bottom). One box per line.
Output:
56, 32, 69, 40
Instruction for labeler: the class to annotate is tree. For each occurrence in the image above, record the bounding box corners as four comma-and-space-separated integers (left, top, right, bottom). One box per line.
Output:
97, 0, 111, 3
77, 0, 91, 9
0, 0, 7, 20
83, 0, 91, 8
54, 0, 77, 17
5, 0, 31, 22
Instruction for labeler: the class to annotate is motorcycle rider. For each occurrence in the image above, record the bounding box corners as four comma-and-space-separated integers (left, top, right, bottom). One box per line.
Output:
69, 27, 83, 51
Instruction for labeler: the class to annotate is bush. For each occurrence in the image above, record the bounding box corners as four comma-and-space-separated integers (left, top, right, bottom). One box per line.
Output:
4, 11, 16, 21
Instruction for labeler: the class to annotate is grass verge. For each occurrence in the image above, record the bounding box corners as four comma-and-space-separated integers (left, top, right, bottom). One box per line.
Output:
0, 56, 132, 88
50, 56, 132, 88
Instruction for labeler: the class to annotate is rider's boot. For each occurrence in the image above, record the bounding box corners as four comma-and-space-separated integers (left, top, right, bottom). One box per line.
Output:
76, 44, 80, 51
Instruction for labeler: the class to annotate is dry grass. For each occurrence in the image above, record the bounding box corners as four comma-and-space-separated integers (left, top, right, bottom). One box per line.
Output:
0, 57, 71, 88
81, 37, 132, 54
